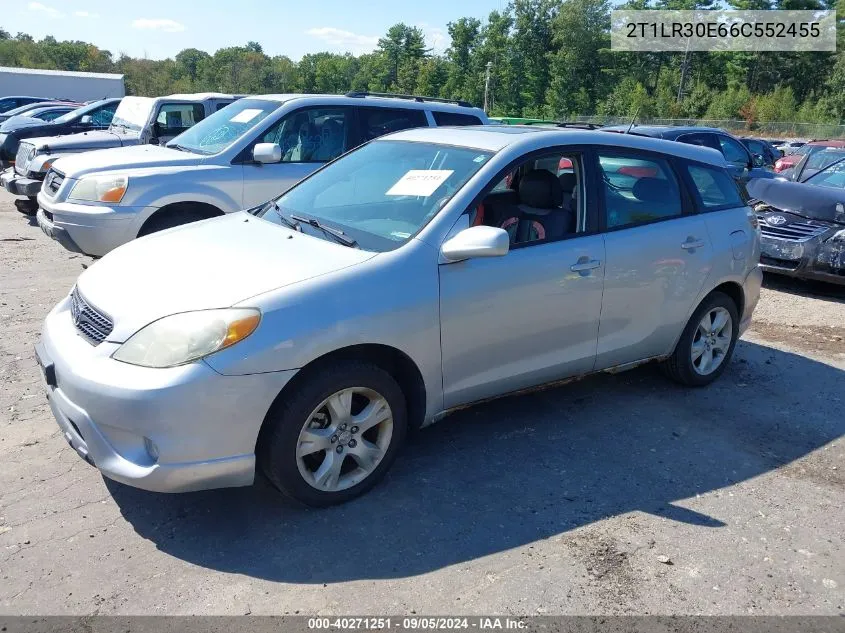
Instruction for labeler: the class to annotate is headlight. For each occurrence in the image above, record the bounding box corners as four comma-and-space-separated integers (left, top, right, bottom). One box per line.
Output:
68, 175, 128, 203
112, 308, 261, 368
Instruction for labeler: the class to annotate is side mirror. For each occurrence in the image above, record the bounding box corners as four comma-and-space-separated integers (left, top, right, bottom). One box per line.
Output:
148, 137, 160, 145
752, 153, 765, 168
441, 226, 509, 262
253, 143, 282, 164
80, 115, 92, 126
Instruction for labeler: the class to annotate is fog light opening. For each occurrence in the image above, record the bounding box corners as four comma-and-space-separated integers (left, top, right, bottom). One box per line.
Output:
144, 437, 159, 463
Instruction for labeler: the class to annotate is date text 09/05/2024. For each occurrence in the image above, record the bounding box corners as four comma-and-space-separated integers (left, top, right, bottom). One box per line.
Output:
307, 618, 528, 630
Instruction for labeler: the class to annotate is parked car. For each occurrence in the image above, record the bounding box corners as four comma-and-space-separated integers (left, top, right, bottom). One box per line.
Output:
0, 95, 55, 114
0, 99, 121, 213
8, 93, 236, 209
36, 126, 761, 505
740, 137, 781, 167
601, 125, 775, 185
35, 92, 489, 257
778, 147, 845, 182
773, 139, 845, 174
748, 157, 845, 285
774, 140, 807, 155
0, 100, 80, 124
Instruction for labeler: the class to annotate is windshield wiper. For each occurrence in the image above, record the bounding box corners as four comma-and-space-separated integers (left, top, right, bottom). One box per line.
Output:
269, 201, 301, 231
168, 143, 190, 153
290, 213, 357, 248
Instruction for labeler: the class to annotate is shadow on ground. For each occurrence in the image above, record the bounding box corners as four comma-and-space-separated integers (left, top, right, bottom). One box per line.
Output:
762, 272, 845, 303
108, 340, 844, 583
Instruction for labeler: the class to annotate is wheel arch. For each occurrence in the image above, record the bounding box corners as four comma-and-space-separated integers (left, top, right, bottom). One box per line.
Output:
256, 343, 428, 452
710, 280, 745, 317
137, 201, 224, 236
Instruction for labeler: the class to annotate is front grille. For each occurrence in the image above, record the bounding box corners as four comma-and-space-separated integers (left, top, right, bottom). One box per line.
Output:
44, 169, 64, 196
756, 214, 830, 242
14, 144, 35, 176
70, 287, 113, 345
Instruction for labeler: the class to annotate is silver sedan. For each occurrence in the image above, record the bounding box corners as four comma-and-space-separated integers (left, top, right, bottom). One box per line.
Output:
38, 126, 762, 506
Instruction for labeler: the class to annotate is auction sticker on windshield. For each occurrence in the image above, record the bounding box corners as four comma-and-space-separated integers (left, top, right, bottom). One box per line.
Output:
230, 109, 263, 124
386, 170, 454, 197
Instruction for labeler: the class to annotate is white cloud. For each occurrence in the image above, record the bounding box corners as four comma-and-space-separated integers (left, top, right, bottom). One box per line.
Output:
132, 18, 186, 33
420, 25, 447, 53
28, 2, 63, 18
306, 27, 379, 54
74, 10, 100, 18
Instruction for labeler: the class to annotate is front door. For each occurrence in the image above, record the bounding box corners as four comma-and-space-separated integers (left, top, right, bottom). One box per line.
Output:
242, 106, 354, 208
439, 149, 605, 409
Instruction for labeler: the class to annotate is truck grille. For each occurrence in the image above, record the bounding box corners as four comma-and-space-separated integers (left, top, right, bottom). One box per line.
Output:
14, 144, 35, 176
756, 214, 830, 242
43, 169, 64, 196
70, 287, 113, 345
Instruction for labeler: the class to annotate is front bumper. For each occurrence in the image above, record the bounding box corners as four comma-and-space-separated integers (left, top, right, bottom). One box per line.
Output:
759, 234, 845, 286
36, 191, 153, 257
0, 167, 41, 197
37, 295, 296, 493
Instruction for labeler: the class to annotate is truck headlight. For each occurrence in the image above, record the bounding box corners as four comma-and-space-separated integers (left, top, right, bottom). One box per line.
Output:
68, 175, 128, 203
112, 308, 261, 368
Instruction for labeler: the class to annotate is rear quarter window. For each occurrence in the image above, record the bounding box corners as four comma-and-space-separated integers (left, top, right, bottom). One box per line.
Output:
686, 164, 745, 210
432, 111, 484, 126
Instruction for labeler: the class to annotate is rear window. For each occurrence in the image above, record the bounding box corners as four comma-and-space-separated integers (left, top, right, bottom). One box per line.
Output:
358, 107, 428, 142
686, 164, 744, 210
597, 152, 683, 228
432, 111, 484, 127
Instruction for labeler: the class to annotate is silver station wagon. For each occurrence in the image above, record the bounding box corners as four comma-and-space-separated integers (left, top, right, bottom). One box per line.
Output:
37, 126, 762, 506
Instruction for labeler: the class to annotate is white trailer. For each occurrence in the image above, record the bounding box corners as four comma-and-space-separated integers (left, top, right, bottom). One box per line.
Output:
0, 66, 125, 101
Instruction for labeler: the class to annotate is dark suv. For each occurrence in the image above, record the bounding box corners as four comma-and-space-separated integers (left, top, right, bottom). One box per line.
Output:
602, 125, 775, 185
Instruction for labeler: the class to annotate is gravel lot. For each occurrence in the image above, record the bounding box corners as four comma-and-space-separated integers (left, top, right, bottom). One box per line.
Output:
1, 190, 843, 616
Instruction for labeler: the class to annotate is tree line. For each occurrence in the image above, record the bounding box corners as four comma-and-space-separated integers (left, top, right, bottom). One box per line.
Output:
2, 0, 845, 125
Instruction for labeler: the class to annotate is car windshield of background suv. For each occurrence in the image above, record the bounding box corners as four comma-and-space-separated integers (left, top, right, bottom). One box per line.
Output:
167, 98, 280, 155
259, 140, 493, 252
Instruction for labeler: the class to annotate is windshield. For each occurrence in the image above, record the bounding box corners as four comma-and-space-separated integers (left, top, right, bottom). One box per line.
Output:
259, 140, 492, 252
53, 101, 103, 125
167, 99, 280, 155
804, 149, 845, 172
110, 97, 154, 132
805, 158, 845, 190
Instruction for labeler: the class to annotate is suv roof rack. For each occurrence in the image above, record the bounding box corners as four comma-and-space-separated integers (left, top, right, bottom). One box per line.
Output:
555, 122, 602, 130
344, 91, 474, 109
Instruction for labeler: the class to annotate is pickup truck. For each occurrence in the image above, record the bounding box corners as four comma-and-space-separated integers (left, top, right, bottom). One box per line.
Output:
36, 92, 489, 257
4, 93, 237, 214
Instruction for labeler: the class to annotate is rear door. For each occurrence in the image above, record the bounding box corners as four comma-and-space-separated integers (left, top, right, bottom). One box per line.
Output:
593, 148, 714, 370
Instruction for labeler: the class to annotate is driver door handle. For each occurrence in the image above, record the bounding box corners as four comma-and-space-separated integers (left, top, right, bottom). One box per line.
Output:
681, 238, 705, 251
570, 259, 602, 273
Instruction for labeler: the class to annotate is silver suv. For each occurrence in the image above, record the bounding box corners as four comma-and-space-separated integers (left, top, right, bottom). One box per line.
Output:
37, 126, 762, 506
35, 92, 488, 257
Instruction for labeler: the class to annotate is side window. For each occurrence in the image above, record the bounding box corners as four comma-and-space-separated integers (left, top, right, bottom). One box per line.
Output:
597, 152, 683, 229
357, 107, 428, 143
90, 104, 117, 127
215, 102, 231, 111
260, 107, 351, 163
471, 151, 583, 246
718, 135, 750, 168
432, 111, 484, 126
677, 132, 719, 152
685, 164, 745, 210
155, 103, 206, 134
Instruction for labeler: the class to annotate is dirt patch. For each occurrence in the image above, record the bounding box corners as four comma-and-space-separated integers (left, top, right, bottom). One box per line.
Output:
747, 322, 845, 356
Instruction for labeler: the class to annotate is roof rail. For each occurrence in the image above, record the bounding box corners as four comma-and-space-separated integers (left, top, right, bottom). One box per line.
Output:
555, 122, 602, 130
344, 91, 474, 109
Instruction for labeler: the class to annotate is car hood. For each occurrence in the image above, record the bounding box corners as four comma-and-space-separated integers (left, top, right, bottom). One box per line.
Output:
0, 116, 47, 132
75, 212, 377, 341
747, 177, 845, 224
53, 143, 205, 178
27, 129, 127, 154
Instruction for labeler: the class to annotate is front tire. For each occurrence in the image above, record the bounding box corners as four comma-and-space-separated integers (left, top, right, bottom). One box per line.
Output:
662, 291, 739, 387
259, 360, 408, 506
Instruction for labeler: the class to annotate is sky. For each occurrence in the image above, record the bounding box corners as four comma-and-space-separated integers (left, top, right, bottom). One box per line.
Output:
1, 0, 512, 60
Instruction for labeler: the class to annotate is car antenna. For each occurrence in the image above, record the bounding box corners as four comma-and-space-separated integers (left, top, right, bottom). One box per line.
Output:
624, 108, 639, 134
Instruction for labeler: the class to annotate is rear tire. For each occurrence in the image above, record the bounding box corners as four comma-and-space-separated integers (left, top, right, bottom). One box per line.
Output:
258, 360, 408, 507
662, 291, 739, 387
